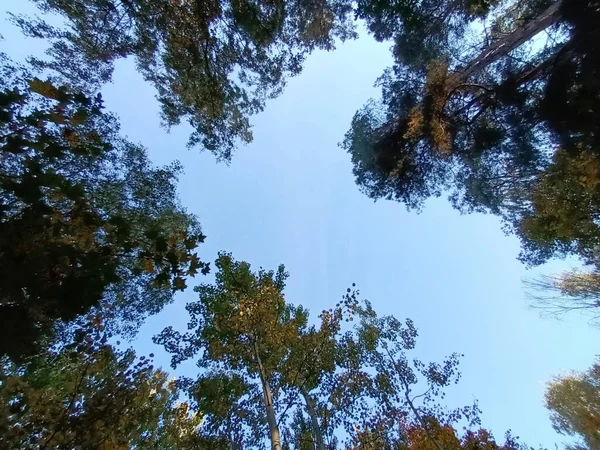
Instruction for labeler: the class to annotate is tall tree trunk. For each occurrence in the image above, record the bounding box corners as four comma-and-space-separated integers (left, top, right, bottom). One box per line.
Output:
458, 0, 563, 81
443, 0, 567, 123
301, 388, 326, 450
253, 339, 282, 450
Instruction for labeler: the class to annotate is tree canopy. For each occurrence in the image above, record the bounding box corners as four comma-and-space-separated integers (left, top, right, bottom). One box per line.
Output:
0, 59, 208, 359
12, 0, 356, 160
0, 316, 221, 449
546, 359, 600, 450
155, 255, 497, 450
390, 418, 530, 450
525, 269, 600, 326
1, 254, 538, 449
343, 0, 600, 269
0, 0, 593, 447
155, 253, 310, 450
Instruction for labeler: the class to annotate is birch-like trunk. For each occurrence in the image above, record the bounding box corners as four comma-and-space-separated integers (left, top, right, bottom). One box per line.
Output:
301, 388, 326, 450
253, 339, 282, 450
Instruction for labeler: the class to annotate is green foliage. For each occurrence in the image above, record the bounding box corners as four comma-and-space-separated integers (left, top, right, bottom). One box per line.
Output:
155, 252, 309, 449
315, 290, 481, 448
0, 63, 208, 359
286, 410, 323, 450
185, 371, 263, 448
155, 257, 493, 450
13, 0, 356, 160
546, 359, 600, 450
0, 245, 537, 449
519, 149, 600, 266
1, 0, 571, 445
155, 252, 299, 370
344, 0, 600, 269
0, 317, 221, 449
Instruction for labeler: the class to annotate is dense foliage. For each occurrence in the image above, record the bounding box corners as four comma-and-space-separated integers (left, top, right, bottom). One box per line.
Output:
359, 417, 530, 450
0, 316, 221, 449
154, 254, 490, 450
1, 253, 537, 449
0, 60, 208, 359
343, 0, 600, 270
1, 0, 598, 447
546, 359, 600, 450
12, 0, 356, 160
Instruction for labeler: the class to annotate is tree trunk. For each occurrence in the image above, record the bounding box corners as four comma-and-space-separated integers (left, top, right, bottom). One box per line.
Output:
301, 388, 326, 450
458, 0, 563, 81
444, 0, 567, 121
253, 339, 282, 450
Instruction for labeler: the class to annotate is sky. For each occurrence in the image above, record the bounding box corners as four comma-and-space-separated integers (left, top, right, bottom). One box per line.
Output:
2, 2, 599, 448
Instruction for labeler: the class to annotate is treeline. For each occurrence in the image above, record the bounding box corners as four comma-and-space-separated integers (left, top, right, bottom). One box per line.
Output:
1, 0, 599, 448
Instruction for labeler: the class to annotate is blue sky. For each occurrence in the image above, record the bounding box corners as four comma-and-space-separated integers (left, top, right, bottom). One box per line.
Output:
2, 3, 598, 447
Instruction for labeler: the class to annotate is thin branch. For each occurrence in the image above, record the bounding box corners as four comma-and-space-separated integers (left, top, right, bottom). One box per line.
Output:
41, 361, 91, 449
383, 346, 444, 450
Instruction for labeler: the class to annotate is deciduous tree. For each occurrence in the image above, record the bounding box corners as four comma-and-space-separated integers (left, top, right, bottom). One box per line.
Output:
155, 257, 534, 450
525, 269, 600, 326
0, 61, 208, 359
0, 317, 221, 449
388, 417, 529, 450
155, 252, 308, 450
546, 359, 600, 450
325, 291, 480, 449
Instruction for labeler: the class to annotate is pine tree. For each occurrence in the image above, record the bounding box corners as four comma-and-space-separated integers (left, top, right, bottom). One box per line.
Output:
344, 0, 600, 268
12, 0, 356, 160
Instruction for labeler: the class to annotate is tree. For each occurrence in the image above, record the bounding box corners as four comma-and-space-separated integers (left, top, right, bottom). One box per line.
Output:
343, 0, 600, 268
0, 316, 222, 449
518, 148, 600, 267
545, 359, 600, 450
287, 409, 325, 450
389, 417, 529, 450
277, 286, 358, 450
12, 0, 356, 160
155, 256, 365, 450
155, 252, 309, 450
183, 371, 265, 450
0, 60, 208, 359
324, 291, 480, 450
525, 269, 600, 326
156, 256, 537, 450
